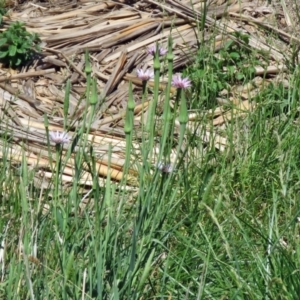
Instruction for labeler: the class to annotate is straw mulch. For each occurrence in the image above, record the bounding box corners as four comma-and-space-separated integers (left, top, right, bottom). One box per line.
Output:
0, 0, 296, 190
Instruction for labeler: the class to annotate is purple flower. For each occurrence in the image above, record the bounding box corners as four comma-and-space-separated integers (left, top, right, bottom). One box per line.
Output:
136, 69, 154, 81
171, 74, 191, 89
147, 45, 167, 56
49, 131, 70, 144
156, 162, 175, 174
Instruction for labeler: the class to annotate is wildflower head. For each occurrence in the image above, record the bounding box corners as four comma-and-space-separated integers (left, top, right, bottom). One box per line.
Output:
156, 162, 175, 174
49, 131, 70, 145
136, 68, 154, 81
147, 45, 167, 56
171, 74, 191, 89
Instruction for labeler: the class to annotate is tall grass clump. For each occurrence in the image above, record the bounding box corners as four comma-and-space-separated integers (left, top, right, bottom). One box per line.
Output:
0, 39, 192, 299
155, 50, 300, 299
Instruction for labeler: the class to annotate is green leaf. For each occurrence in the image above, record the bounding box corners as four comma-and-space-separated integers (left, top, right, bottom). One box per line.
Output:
217, 81, 224, 90
0, 50, 8, 58
227, 65, 235, 75
236, 73, 244, 80
9, 45, 17, 56
17, 48, 25, 54
0, 38, 7, 47
224, 39, 234, 50
15, 57, 22, 66
230, 52, 240, 60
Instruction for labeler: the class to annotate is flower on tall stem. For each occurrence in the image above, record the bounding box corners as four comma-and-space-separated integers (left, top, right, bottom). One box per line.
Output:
156, 161, 175, 174
136, 68, 154, 81
171, 74, 191, 89
49, 131, 70, 145
147, 45, 167, 56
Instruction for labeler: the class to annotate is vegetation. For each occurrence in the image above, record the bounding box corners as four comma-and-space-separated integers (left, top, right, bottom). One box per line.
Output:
186, 32, 268, 110
0, 21, 41, 67
0, 2, 300, 300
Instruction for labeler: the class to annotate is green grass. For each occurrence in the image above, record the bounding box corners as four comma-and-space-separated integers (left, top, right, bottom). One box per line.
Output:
1, 28, 300, 300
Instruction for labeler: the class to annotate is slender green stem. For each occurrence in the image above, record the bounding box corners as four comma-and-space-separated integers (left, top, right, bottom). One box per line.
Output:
53, 143, 62, 225
146, 45, 161, 158
124, 82, 135, 178
160, 36, 174, 163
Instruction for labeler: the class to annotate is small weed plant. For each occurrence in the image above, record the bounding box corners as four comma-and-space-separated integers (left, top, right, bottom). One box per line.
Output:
0, 21, 41, 67
186, 32, 269, 110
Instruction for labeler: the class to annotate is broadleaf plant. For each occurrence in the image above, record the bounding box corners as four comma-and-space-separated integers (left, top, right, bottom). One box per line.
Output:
0, 21, 41, 67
